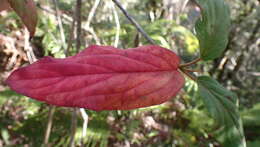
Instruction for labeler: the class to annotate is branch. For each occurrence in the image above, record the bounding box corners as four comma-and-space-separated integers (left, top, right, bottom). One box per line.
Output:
69, 0, 82, 146
112, 0, 156, 44
111, 2, 120, 47
69, 108, 78, 147
179, 68, 197, 81
84, 0, 101, 45
52, 0, 66, 51
76, 0, 82, 52
24, 29, 36, 63
24, 29, 56, 146
37, 3, 101, 44
80, 108, 88, 146
44, 106, 55, 146
179, 58, 201, 68
66, 11, 76, 56
86, 0, 100, 28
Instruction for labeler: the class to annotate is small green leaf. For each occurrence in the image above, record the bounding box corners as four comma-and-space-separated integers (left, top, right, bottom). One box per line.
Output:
197, 76, 246, 147
195, 0, 231, 60
1, 129, 10, 144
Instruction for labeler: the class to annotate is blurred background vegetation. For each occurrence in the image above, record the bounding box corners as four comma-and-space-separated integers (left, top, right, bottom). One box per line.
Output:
0, 0, 259, 146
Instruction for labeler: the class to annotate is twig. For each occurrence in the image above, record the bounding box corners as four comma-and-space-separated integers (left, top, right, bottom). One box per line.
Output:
180, 0, 190, 12
179, 68, 197, 81
87, 28, 101, 45
66, 3, 77, 56
179, 58, 201, 68
76, 0, 82, 52
181, 68, 201, 73
52, 0, 66, 50
84, 0, 101, 45
44, 106, 55, 146
86, 0, 100, 28
42, 3, 67, 145
111, 2, 120, 47
66, 13, 76, 56
69, 1, 82, 146
248, 72, 260, 76
37, 4, 101, 44
37, 4, 72, 22
24, 29, 56, 146
80, 108, 88, 146
24, 29, 36, 63
112, 0, 156, 44
69, 108, 78, 147
5, 39, 18, 70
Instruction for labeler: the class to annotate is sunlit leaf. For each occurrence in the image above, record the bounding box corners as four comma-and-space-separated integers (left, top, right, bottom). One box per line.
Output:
8, 0, 38, 36
197, 76, 246, 147
1, 129, 10, 144
151, 36, 170, 49
195, 0, 231, 60
6, 45, 185, 111
172, 26, 199, 54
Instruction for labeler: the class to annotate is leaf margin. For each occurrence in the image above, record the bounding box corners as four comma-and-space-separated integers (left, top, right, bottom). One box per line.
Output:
197, 76, 246, 147
194, 0, 231, 61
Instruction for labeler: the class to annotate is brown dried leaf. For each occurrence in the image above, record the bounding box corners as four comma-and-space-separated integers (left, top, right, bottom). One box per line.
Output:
8, 0, 38, 36
0, 0, 11, 12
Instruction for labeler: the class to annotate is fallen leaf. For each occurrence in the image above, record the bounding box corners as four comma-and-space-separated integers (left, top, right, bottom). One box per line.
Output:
6, 45, 184, 111
8, 0, 38, 36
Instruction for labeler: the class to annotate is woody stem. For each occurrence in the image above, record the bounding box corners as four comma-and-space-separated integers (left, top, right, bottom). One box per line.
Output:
179, 58, 201, 68
179, 68, 197, 81
180, 68, 201, 73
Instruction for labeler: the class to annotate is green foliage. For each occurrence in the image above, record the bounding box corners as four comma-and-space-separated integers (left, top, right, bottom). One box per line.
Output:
80, 111, 110, 147
195, 0, 231, 60
8, 0, 38, 36
0, 89, 21, 105
247, 140, 260, 147
39, 16, 67, 58
171, 25, 199, 54
242, 103, 260, 127
241, 103, 260, 144
198, 76, 246, 147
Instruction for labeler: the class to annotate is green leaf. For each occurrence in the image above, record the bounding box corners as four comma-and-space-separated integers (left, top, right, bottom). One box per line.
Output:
241, 103, 260, 127
247, 140, 260, 147
195, 0, 231, 60
197, 76, 246, 147
172, 26, 199, 54
1, 129, 10, 144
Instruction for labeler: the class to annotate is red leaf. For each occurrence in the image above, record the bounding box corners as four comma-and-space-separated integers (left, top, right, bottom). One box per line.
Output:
6, 45, 184, 111
8, 0, 37, 36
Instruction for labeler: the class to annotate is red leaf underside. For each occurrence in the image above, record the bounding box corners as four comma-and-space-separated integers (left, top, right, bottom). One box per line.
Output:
6, 45, 184, 111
